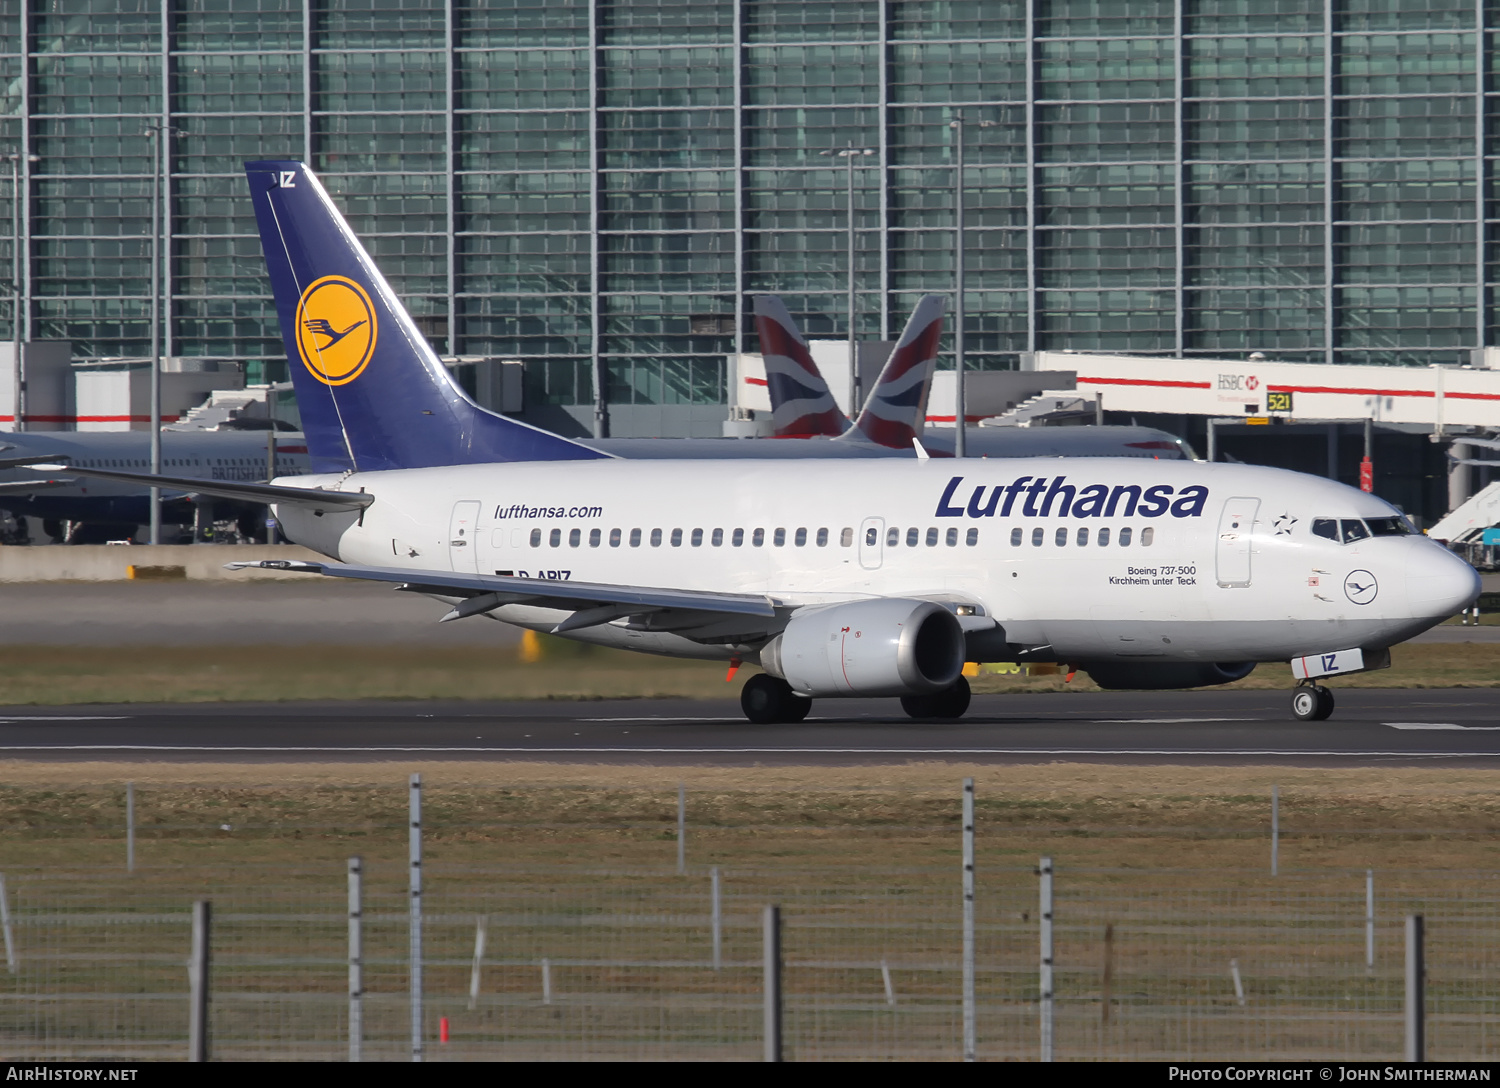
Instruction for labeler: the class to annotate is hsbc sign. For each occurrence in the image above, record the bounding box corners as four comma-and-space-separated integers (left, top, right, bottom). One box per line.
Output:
1058, 349, 1500, 427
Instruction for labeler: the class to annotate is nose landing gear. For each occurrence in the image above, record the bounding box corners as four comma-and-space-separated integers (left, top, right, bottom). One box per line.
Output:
1291, 683, 1335, 721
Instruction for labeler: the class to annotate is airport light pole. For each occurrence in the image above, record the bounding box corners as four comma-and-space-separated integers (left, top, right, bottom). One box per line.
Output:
820, 143, 874, 417
144, 124, 178, 545
949, 115, 993, 459
5, 153, 35, 433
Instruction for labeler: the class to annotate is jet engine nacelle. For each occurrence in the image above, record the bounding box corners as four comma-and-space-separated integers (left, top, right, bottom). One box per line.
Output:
760, 598, 966, 698
1080, 660, 1256, 690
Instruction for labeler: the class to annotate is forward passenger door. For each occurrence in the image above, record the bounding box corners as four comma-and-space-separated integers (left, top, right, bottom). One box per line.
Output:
1215, 497, 1260, 588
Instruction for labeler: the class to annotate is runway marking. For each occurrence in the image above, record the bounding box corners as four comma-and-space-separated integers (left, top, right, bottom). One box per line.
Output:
0, 745, 1497, 758
1093, 718, 1253, 724
1385, 723, 1500, 731
0, 716, 128, 723
577, 717, 748, 723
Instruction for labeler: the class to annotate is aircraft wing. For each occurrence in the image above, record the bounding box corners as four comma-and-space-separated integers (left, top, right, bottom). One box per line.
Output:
226, 558, 780, 635
22, 465, 373, 511
0, 477, 73, 492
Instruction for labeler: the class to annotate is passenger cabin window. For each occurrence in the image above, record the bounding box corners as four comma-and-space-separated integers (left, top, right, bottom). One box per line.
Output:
569, 529, 581, 547
549, 528, 561, 547
1055, 527, 1067, 547
945, 528, 957, 546
670, 528, 683, 547
1076, 527, 1088, 546
926, 528, 938, 547
610, 528, 621, 547
1010, 528, 1022, 546
907, 528, 919, 547
887, 527, 900, 547
650, 529, 663, 547
773, 528, 786, 547
753, 528, 765, 547
733, 528, 745, 547
1141, 527, 1154, 546
1097, 527, 1111, 546
966, 528, 979, 546
530, 529, 541, 547
1119, 527, 1133, 546
589, 529, 601, 547
1031, 527, 1043, 546
817, 528, 829, 547
691, 528, 703, 547
795, 528, 807, 547
630, 528, 642, 547
711, 528, 723, 546
841, 527, 853, 547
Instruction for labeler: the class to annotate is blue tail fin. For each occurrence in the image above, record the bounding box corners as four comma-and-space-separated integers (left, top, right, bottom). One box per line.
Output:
246, 160, 606, 473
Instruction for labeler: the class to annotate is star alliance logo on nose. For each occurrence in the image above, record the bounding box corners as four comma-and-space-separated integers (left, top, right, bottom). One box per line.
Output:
295, 276, 378, 386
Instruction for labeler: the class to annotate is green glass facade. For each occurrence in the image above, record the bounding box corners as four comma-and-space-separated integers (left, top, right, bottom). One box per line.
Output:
1, 1, 1497, 424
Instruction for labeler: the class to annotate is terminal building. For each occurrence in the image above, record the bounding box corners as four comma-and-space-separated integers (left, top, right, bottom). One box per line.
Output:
0, 1, 1494, 518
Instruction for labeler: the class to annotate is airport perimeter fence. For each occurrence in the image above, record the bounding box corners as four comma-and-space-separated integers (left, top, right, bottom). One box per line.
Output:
0, 863, 1495, 1061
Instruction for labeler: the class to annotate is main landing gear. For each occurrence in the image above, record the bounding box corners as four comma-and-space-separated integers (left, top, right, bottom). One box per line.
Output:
1291, 682, 1335, 722
738, 674, 976, 723
740, 674, 812, 724
901, 676, 972, 720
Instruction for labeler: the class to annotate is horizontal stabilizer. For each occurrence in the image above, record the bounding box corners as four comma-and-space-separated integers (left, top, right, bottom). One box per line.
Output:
26, 465, 373, 510
0, 453, 71, 470
0, 477, 72, 492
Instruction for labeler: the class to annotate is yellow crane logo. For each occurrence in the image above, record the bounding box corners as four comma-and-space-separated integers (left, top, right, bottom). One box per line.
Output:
295, 276, 378, 386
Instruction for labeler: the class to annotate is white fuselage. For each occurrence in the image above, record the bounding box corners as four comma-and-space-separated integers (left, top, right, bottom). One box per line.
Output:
274, 457, 1478, 665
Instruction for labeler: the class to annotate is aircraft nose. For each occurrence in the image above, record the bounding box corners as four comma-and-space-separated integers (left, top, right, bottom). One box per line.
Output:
1406, 544, 1481, 618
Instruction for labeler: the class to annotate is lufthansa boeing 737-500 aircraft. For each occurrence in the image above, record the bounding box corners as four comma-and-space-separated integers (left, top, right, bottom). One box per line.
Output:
40, 161, 1480, 724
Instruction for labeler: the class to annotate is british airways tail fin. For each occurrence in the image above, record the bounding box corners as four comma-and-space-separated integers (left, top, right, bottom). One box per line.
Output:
246, 161, 605, 473
751, 295, 851, 438
842, 295, 946, 449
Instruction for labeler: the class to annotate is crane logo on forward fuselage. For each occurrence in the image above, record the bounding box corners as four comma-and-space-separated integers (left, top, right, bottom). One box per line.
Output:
295, 275, 378, 386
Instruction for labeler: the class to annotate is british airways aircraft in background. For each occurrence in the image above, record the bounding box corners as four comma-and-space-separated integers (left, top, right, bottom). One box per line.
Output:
751, 293, 1195, 460
0, 428, 308, 542
43, 161, 1480, 724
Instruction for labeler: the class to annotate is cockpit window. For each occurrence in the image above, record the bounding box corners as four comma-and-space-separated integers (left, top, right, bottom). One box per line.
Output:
1314, 515, 1412, 543
1366, 516, 1412, 536
1340, 519, 1370, 543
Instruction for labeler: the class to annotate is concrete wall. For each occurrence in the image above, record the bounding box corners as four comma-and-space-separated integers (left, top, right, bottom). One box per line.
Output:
0, 544, 328, 582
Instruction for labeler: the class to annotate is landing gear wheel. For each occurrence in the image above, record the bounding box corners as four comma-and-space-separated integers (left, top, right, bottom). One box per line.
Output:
901, 676, 972, 720
740, 673, 812, 724
1291, 684, 1335, 722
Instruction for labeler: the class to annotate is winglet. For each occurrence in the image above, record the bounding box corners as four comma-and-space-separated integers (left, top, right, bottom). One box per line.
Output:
912, 437, 930, 461
752, 294, 851, 437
